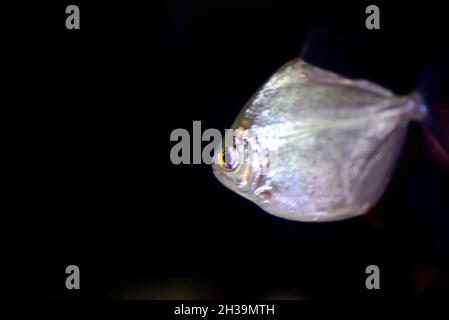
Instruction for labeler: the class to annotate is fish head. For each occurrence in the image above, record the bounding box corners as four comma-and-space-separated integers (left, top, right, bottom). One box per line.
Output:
212, 127, 271, 202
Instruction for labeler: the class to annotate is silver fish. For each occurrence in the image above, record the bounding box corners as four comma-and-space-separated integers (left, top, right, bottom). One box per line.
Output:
213, 58, 427, 222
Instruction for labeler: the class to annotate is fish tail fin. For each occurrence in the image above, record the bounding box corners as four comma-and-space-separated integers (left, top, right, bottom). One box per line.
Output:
415, 41, 449, 160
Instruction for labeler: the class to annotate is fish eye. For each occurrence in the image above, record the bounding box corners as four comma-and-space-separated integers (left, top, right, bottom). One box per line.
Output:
219, 147, 239, 172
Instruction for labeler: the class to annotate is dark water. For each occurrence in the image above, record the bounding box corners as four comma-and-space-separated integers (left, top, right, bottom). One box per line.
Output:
3, 0, 448, 300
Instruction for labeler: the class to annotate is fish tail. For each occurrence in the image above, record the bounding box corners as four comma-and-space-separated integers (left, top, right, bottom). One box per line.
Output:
415, 41, 449, 158
403, 91, 427, 122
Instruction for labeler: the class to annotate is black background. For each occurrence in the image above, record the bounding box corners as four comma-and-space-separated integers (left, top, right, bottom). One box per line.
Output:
2, 0, 448, 300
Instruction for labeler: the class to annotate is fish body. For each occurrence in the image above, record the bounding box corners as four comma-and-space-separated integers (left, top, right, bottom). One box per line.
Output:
213, 59, 426, 222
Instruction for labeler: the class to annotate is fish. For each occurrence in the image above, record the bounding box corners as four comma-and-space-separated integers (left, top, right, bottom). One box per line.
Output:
212, 58, 427, 222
